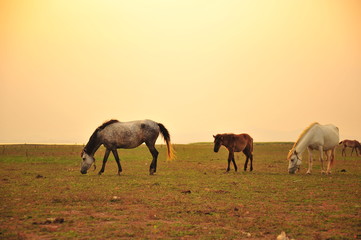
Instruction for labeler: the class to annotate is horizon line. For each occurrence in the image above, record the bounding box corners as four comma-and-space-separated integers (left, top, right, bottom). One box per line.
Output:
0, 141, 294, 145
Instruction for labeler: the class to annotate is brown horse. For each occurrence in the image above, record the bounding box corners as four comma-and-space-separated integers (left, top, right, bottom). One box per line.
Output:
339, 140, 361, 156
213, 133, 253, 172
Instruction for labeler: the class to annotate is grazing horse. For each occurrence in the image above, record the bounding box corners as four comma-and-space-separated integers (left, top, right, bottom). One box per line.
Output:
80, 119, 175, 175
339, 140, 361, 156
287, 122, 339, 174
213, 133, 254, 172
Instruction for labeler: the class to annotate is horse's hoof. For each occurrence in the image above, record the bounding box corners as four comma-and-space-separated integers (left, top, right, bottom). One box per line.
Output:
150, 169, 155, 175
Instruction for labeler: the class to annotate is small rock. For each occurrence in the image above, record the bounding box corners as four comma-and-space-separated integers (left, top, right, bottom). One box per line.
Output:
241, 231, 251, 237
277, 231, 295, 240
33, 217, 64, 225
181, 190, 191, 194
53, 217, 64, 224
277, 231, 288, 240
110, 196, 121, 202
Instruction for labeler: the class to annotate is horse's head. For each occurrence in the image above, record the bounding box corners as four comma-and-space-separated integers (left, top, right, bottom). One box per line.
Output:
287, 150, 302, 174
213, 134, 223, 153
80, 150, 95, 174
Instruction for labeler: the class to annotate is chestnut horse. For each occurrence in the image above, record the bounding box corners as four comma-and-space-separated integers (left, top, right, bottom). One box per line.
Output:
213, 133, 253, 172
339, 140, 361, 156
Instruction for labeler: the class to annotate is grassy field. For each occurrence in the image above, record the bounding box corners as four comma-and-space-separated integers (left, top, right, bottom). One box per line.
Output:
0, 143, 360, 239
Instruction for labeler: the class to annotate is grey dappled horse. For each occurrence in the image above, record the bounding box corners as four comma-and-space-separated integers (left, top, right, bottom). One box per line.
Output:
80, 119, 175, 175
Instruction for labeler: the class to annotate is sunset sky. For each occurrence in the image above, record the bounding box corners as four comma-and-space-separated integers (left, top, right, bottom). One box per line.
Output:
1, 0, 360, 144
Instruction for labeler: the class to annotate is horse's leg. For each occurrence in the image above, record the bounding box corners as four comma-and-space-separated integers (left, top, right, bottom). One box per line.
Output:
319, 146, 325, 174
351, 147, 355, 156
249, 153, 253, 171
243, 148, 253, 171
99, 149, 111, 175
306, 147, 313, 174
243, 151, 249, 171
342, 146, 346, 157
231, 153, 238, 172
227, 150, 234, 172
325, 149, 333, 174
112, 149, 122, 175
146, 143, 159, 175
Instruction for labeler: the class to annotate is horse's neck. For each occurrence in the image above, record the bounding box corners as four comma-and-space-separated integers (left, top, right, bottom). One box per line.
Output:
85, 132, 102, 156
89, 142, 102, 155
294, 129, 315, 154
223, 135, 234, 149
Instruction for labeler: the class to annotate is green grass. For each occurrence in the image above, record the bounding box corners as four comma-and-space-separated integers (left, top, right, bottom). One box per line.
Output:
0, 143, 360, 239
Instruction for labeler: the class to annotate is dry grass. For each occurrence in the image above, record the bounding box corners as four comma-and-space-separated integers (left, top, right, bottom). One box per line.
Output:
0, 143, 360, 239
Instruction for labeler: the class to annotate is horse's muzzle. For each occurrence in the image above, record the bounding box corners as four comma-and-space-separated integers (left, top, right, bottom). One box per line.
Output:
288, 168, 297, 174
80, 170, 87, 174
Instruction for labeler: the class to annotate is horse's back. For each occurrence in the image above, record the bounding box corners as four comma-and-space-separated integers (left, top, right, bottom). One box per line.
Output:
315, 124, 339, 149
109, 119, 158, 131
121, 119, 158, 130
342, 139, 361, 147
99, 119, 160, 149
235, 133, 253, 142
234, 134, 253, 152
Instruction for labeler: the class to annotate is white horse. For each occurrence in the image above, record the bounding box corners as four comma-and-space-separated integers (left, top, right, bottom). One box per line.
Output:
287, 122, 339, 174
81, 119, 175, 175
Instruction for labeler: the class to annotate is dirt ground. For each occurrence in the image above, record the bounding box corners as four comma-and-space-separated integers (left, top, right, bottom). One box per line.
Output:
0, 143, 360, 239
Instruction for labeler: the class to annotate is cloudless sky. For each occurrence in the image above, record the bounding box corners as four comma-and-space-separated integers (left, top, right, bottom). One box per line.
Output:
1, 0, 360, 144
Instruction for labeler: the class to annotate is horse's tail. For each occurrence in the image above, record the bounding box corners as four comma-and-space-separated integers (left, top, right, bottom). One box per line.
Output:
330, 147, 336, 167
158, 123, 176, 161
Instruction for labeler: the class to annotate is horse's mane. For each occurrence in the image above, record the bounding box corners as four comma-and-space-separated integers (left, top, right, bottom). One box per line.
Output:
83, 119, 119, 154
288, 122, 319, 159
97, 119, 119, 130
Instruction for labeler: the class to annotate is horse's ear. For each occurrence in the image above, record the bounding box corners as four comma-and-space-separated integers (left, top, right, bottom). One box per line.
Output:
213, 135, 216, 139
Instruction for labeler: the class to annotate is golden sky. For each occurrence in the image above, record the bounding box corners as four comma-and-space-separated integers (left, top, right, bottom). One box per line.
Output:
1, 0, 360, 143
